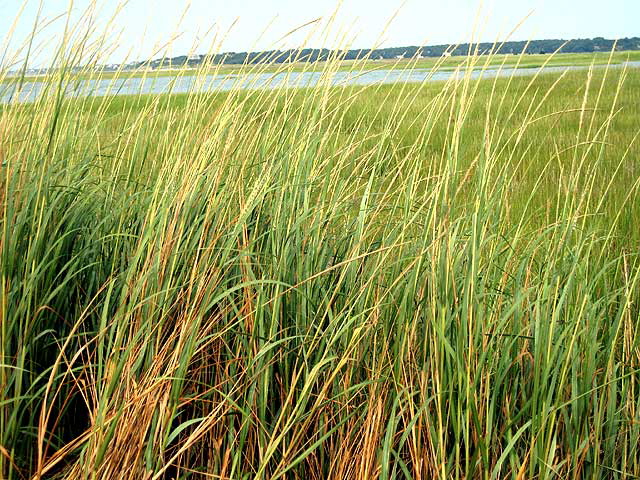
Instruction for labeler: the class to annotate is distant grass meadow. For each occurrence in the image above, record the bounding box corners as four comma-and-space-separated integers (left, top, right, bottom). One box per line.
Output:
1, 10, 640, 480
8, 50, 640, 82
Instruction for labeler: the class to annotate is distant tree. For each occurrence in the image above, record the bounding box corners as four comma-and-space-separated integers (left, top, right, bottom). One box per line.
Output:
148, 36, 640, 69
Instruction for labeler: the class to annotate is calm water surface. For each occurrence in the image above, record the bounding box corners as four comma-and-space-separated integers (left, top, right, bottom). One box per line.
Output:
3, 62, 640, 104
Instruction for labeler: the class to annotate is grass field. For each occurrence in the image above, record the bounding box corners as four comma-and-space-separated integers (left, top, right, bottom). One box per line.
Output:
1, 43, 640, 480
7, 50, 640, 83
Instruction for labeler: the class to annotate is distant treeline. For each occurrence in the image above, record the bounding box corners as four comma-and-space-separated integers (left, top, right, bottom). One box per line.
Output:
136, 37, 640, 69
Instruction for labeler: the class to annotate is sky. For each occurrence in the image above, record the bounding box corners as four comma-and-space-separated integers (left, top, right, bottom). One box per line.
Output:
0, 0, 638, 67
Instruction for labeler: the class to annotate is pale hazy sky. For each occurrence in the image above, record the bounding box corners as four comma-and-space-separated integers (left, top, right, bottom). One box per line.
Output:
1, 0, 638, 67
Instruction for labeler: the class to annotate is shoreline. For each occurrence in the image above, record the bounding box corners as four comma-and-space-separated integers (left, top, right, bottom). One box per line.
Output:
4, 50, 639, 84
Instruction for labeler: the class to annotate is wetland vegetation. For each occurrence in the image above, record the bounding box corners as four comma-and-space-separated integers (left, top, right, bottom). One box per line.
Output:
1, 21, 640, 480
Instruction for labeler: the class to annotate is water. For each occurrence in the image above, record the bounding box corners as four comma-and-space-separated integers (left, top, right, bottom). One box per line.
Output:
3, 61, 640, 104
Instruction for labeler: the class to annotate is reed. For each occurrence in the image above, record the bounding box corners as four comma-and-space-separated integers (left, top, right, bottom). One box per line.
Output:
1, 6, 639, 479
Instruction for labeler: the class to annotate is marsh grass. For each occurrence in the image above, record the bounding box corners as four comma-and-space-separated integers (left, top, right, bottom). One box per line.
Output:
1, 9, 640, 480
6, 50, 640, 83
